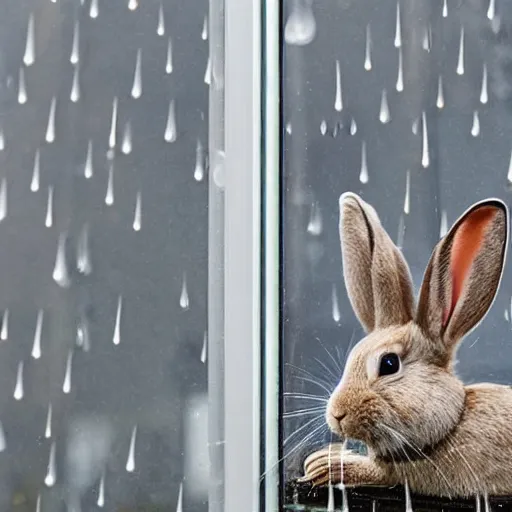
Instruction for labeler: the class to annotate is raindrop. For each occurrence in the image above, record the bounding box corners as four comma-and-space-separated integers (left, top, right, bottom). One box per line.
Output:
45, 97, 57, 143
456, 27, 465, 76
31, 150, 40, 192
133, 193, 142, 231
176, 481, 183, 512
332, 284, 341, 323
341, 484, 349, 512
422, 25, 432, 52
76, 224, 92, 275
379, 89, 391, 124
421, 111, 429, 168
31, 309, 43, 359
364, 24, 372, 71
204, 57, 212, 85
436, 76, 444, 109
484, 492, 490, 512
109, 97, 118, 149
0, 423, 6, 452
157, 3, 165, 36
128, 0, 138, 10
113, 295, 122, 345
126, 425, 137, 472
23, 13, 35, 66
180, 273, 190, 310
14, 361, 24, 401
122, 122, 132, 154
403, 170, 410, 214
45, 403, 52, 438
70, 65, 80, 103
105, 163, 114, 205
396, 48, 403, 92
508, 151, 512, 183
480, 63, 488, 104
350, 118, 357, 135
44, 442, 57, 487
360, 141, 369, 184
412, 117, 419, 135
85, 140, 93, 178
487, 0, 496, 20
327, 482, 335, 511
70, 21, 79, 64
320, 120, 327, 136
476, 495, 481, 512
284, 0, 316, 46
0, 178, 7, 223
200, 331, 207, 363
165, 100, 177, 142
202, 16, 208, 40
286, 122, 292, 135
45, 186, 54, 228
0, 128, 4, 151
194, 140, 205, 182
1, 310, 8, 340
76, 315, 91, 352
334, 60, 343, 112
471, 111, 480, 137
394, 2, 401, 48
97, 472, 105, 507
307, 202, 322, 236
439, 210, 448, 238
63, 350, 73, 393
405, 479, 413, 512
397, 214, 406, 249
89, 0, 99, 19
166, 37, 173, 74
53, 233, 70, 288
506, 308, 510, 322
131, 49, 142, 99
442, 0, 448, 17
18, 67, 27, 104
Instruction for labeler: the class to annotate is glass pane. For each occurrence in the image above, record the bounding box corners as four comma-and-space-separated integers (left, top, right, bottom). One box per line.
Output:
282, 1, 512, 510
0, 1, 219, 510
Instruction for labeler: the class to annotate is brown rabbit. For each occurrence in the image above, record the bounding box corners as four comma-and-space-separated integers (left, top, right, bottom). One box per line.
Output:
299, 192, 512, 498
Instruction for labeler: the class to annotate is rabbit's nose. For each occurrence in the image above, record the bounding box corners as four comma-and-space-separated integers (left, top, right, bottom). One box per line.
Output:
333, 412, 346, 423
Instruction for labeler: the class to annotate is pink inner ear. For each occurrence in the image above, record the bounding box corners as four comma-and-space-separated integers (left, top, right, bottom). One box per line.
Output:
442, 206, 498, 326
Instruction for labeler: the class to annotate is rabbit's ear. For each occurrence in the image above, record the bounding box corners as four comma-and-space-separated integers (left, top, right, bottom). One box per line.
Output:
339, 193, 414, 332
416, 199, 508, 349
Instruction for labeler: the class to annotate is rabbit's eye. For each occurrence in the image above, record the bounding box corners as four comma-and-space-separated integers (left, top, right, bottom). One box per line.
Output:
378, 353, 400, 377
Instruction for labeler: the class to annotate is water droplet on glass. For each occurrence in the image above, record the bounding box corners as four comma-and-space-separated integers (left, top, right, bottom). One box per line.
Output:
62, 349, 73, 393
18, 67, 27, 104
128, 0, 138, 11
30, 150, 40, 192
284, 0, 316, 46
85, 140, 93, 179
1, 310, 8, 341
165, 100, 177, 142
14, 361, 24, 400
443, 0, 448, 17
350, 118, 357, 135
360, 141, 369, 184
396, 48, 404, 92
126, 425, 137, 472
480, 63, 488, 104
200, 331, 207, 363
53, 233, 70, 288
122, 122, 132, 155
403, 170, 410, 215
31, 309, 43, 359
0, 178, 7, 223
180, 273, 189, 310
364, 24, 372, 71
70, 21, 79, 64
412, 117, 419, 135
76, 315, 91, 352
286, 122, 292, 135
405, 479, 413, 512
307, 202, 322, 236
105, 163, 114, 206
45, 186, 54, 228
176, 482, 183, 512
89, 0, 99, 19
332, 284, 341, 323
436, 75, 444, 109
157, 3, 165, 35
422, 25, 432, 52
76, 224, 92, 275
204, 57, 212, 85
471, 111, 480, 137
45, 97, 57, 143
487, 0, 496, 20
112, 295, 123, 345
44, 442, 57, 486
379, 89, 391, 124
394, 2, 402, 47
70, 65, 80, 102
202, 16, 208, 40
320, 120, 327, 136
421, 112, 429, 168
97, 472, 105, 507
166, 37, 173, 74
131, 49, 142, 99
456, 27, 465, 76
109, 97, 118, 149
327, 482, 335, 511
45, 403, 52, 438
23, 13, 35, 66
334, 60, 343, 112
132, 193, 142, 232
194, 139, 205, 182
439, 210, 448, 238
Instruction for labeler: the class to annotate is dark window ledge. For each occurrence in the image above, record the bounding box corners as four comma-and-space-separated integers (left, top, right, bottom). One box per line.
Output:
285, 481, 511, 511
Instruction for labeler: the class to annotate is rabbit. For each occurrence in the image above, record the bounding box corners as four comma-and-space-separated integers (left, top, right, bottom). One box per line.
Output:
299, 192, 512, 498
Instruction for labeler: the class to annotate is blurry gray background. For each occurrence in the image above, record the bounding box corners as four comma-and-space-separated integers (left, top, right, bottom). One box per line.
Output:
282, 0, 512, 488
0, 0, 209, 510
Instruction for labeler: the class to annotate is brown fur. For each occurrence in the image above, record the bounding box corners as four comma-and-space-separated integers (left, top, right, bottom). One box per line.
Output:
300, 194, 511, 498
